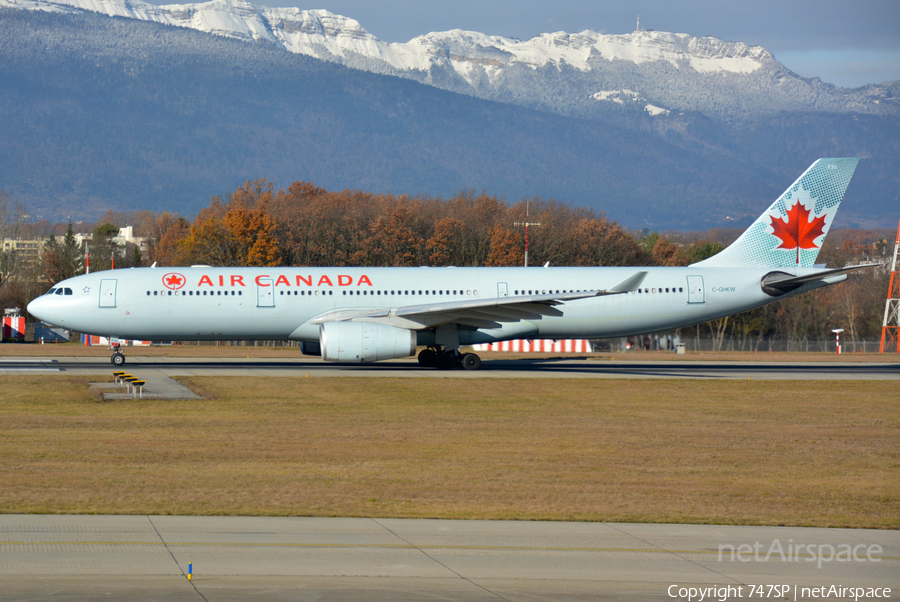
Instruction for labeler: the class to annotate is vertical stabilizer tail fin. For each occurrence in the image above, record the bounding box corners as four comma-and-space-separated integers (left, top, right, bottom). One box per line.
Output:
693, 158, 860, 268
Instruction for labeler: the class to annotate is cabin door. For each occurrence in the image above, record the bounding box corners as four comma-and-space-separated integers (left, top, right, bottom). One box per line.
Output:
99, 279, 117, 308
497, 282, 508, 298
257, 278, 275, 307
686, 275, 705, 304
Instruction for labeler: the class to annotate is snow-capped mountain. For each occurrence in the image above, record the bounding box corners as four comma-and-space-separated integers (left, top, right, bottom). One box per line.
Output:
2, 2, 897, 228
5, 0, 897, 122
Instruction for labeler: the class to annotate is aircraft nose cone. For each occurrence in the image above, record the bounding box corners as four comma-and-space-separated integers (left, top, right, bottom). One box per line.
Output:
27, 296, 48, 321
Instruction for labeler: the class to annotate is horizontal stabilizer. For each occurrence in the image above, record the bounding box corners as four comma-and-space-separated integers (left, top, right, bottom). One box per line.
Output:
761, 264, 877, 296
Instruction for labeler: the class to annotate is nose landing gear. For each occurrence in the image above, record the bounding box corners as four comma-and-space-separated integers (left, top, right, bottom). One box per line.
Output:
110, 343, 126, 367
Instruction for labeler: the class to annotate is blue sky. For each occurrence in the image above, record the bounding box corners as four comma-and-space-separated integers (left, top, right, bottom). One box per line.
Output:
162, 0, 900, 87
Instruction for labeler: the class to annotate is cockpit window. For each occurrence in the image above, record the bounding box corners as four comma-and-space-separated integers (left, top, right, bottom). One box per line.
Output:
55, 289, 64, 295
64, 288, 73, 295
46, 288, 56, 295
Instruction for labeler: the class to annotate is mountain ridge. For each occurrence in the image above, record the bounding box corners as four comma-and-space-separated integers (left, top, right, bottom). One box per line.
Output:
2, 7, 787, 229
6, 0, 898, 124
0, 3, 897, 229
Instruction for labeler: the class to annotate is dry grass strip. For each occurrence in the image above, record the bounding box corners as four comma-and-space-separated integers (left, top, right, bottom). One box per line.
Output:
0, 376, 896, 527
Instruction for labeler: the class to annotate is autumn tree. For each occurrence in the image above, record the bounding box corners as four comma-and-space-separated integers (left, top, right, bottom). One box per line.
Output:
184, 180, 280, 267
650, 237, 688, 266
266, 181, 330, 266
223, 202, 280, 266
362, 199, 426, 266
507, 199, 595, 266
485, 225, 524, 267
442, 192, 507, 265
95, 209, 128, 229
567, 218, 647, 266
267, 183, 380, 266
149, 213, 191, 267
427, 217, 468, 265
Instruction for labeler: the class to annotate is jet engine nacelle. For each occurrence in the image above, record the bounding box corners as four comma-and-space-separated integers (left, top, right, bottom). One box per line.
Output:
320, 321, 417, 363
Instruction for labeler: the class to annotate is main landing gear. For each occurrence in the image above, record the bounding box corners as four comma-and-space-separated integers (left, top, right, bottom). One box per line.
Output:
110, 343, 126, 367
417, 347, 482, 371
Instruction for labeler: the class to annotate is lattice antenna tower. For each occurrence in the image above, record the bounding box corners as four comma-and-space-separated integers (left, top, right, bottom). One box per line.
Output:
879, 217, 900, 353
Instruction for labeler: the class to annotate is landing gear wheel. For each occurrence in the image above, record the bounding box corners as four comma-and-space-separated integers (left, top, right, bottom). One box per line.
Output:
418, 348, 437, 367
461, 353, 481, 371
111, 352, 126, 367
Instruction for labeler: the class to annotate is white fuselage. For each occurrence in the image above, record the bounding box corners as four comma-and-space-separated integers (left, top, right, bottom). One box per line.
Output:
28, 265, 828, 345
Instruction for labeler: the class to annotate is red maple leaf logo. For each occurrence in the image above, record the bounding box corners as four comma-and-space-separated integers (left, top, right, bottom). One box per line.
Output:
162, 273, 186, 290
769, 202, 826, 263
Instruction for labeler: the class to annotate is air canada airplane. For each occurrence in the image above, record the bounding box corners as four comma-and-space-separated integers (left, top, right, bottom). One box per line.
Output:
28, 158, 865, 370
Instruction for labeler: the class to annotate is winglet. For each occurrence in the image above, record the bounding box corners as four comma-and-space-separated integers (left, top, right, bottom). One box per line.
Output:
605, 271, 648, 294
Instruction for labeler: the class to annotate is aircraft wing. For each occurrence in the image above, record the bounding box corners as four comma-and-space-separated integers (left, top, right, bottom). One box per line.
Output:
310, 270, 648, 330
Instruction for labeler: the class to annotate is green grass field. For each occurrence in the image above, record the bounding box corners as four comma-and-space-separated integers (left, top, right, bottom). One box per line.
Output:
1, 376, 897, 527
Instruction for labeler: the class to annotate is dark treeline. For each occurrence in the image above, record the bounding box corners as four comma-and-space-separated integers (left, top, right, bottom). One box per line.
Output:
0, 181, 893, 347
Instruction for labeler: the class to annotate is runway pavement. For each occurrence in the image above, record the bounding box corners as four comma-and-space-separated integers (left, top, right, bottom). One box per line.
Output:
1, 515, 897, 601
0, 355, 898, 380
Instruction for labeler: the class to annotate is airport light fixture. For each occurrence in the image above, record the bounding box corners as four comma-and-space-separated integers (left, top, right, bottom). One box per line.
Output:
832, 328, 844, 355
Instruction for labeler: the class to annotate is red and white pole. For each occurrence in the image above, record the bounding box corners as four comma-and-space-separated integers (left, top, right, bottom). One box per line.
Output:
833, 328, 844, 355
524, 224, 529, 268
